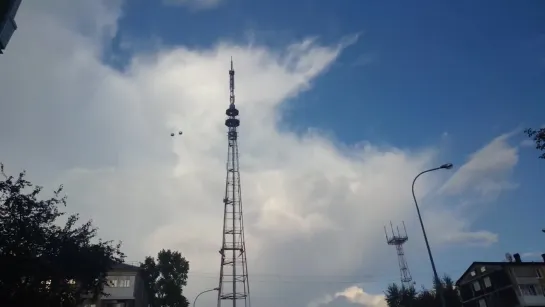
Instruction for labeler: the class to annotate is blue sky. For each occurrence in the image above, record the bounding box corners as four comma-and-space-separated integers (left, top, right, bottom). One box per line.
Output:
2, 0, 545, 306
116, 0, 545, 146
111, 0, 545, 287
116, 0, 545, 144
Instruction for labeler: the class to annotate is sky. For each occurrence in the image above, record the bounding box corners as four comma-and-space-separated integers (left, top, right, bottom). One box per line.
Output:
0, 1, 544, 307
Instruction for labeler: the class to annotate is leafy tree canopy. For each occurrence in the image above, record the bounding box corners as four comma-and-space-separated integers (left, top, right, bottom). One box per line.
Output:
141, 249, 190, 307
384, 275, 461, 307
0, 164, 125, 307
525, 128, 545, 159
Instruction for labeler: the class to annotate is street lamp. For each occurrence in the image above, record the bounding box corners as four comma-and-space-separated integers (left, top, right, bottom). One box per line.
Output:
411, 163, 453, 307
193, 287, 220, 307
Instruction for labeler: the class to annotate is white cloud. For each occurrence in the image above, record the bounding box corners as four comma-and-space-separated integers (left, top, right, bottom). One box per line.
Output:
521, 252, 543, 260
0, 2, 520, 307
351, 53, 377, 67
162, 0, 222, 10
439, 132, 519, 200
337, 286, 387, 307
521, 139, 535, 147
440, 230, 498, 247
310, 286, 387, 307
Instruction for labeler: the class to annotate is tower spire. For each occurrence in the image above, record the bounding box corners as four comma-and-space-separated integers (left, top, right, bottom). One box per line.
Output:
385, 221, 413, 288
217, 59, 251, 307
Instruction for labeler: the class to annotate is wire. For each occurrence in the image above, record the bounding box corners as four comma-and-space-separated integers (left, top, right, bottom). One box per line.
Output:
187, 270, 461, 278
190, 276, 396, 284
130, 261, 460, 285
189, 271, 380, 278
185, 270, 462, 285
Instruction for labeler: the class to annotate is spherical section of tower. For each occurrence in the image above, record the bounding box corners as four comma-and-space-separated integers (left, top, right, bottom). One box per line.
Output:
226, 106, 239, 117
225, 118, 240, 127
225, 105, 240, 128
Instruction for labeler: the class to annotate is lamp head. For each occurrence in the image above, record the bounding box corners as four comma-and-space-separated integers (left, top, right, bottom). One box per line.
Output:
214, 287, 220, 291
440, 163, 453, 170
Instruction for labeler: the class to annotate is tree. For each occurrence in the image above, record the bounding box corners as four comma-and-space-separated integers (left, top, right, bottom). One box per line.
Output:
440, 275, 462, 307
385, 283, 417, 307
0, 164, 125, 307
525, 128, 545, 159
385, 283, 403, 307
416, 287, 436, 307
384, 276, 461, 307
141, 249, 190, 307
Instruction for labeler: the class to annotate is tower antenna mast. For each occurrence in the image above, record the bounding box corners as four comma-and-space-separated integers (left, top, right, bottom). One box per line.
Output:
385, 221, 413, 288
217, 58, 251, 307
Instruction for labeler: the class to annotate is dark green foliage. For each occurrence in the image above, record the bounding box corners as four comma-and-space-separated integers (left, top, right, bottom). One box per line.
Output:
385, 283, 417, 307
441, 276, 462, 307
416, 287, 436, 307
0, 164, 125, 307
141, 249, 190, 307
384, 275, 462, 307
525, 128, 545, 159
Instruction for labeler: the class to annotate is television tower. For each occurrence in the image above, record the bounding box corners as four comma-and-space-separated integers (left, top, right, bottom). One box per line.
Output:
385, 221, 413, 288
217, 58, 251, 307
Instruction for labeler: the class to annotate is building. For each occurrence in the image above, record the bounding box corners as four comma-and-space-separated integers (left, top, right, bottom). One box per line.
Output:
81, 262, 149, 307
455, 253, 545, 307
0, 0, 22, 54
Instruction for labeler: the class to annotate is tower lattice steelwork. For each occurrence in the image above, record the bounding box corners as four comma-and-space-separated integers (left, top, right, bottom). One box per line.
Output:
217, 59, 251, 307
385, 221, 413, 288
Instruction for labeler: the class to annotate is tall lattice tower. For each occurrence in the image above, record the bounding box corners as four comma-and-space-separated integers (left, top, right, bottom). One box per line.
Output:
217, 59, 251, 307
384, 221, 413, 288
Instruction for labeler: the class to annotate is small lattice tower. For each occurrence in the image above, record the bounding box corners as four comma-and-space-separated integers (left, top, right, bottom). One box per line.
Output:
217, 58, 251, 307
385, 221, 413, 288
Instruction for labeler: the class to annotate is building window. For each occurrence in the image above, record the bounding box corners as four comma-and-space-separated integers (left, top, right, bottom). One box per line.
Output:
483, 277, 492, 288
109, 279, 118, 287
520, 284, 539, 296
107, 277, 132, 288
480, 266, 486, 272
478, 299, 486, 307
473, 281, 481, 291
470, 271, 476, 276
536, 269, 543, 278
120, 279, 131, 287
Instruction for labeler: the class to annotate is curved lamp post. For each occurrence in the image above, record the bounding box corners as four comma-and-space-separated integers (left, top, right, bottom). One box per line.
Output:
412, 163, 453, 307
193, 287, 220, 307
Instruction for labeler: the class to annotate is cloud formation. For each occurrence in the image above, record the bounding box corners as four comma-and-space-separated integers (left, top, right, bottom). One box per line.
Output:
0, 1, 520, 307
311, 286, 387, 307
162, 0, 222, 10
439, 132, 519, 200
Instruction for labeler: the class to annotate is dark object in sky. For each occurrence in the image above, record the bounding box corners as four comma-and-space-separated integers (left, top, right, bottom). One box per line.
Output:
0, 0, 22, 54
170, 131, 183, 137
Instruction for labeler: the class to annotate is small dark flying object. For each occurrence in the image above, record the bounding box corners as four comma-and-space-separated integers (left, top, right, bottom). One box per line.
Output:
171, 131, 183, 137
